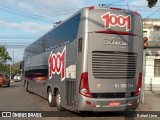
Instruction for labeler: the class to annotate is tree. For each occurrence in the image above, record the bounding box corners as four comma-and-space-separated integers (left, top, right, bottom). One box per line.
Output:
147, 0, 158, 8
0, 45, 12, 73
0, 45, 12, 64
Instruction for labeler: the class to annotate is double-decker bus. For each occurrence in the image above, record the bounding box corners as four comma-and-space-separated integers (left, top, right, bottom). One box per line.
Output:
22, 6, 143, 112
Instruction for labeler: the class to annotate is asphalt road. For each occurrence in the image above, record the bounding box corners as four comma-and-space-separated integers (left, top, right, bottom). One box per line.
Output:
0, 82, 159, 120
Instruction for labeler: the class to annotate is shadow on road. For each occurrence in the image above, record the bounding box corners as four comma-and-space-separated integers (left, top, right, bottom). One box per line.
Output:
0, 85, 17, 88
0, 83, 22, 88
9, 84, 20, 88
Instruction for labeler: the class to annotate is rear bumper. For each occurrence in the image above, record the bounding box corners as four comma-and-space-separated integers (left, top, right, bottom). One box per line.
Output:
0, 80, 4, 85
77, 95, 140, 112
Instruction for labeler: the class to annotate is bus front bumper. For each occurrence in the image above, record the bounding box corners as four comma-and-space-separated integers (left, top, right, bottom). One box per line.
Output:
77, 95, 140, 112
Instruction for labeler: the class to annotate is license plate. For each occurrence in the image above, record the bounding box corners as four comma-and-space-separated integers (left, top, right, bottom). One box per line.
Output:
109, 101, 120, 106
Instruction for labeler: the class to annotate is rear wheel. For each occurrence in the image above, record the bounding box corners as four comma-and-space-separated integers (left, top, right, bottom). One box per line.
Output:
25, 81, 29, 92
1, 83, 5, 88
56, 90, 65, 111
132, 102, 140, 110
7, 82, 10, 87
48, 88, 56, 107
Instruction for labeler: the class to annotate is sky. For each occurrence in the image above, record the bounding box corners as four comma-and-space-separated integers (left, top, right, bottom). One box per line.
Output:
0, 0, 160, 64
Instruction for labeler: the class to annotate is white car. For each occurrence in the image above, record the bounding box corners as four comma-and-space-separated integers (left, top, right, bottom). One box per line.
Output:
13, 74, 22, 81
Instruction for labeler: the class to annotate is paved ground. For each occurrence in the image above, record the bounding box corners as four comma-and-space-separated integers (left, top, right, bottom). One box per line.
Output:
0, 82, 160, 120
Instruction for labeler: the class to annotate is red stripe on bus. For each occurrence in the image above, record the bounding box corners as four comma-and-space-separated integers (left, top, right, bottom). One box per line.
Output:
95, 30, 137, 36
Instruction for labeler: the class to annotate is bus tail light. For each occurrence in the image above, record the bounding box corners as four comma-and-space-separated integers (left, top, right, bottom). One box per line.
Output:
86, 101, 91, 105
109, 7, 123, 10
89, 6, 94, 10
95, 30, 136, 36
79, 72, 93, 98
134, 72, 142, 96
134, 11, 140, 16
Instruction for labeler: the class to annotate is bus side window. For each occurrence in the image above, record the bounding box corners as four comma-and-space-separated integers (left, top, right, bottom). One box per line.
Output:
78, 38, 82, 52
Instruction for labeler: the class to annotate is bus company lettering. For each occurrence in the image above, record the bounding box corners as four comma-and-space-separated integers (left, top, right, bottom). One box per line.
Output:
102, 12, 131, 31
48, 47, 66, 81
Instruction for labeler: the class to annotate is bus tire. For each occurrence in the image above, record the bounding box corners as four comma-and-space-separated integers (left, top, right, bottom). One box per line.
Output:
132, 102, 139, 110
7, 83, 10, 87
48, 88, 56, 107
25, 81, 29, 92
1, 83, 5, 88
56, 90, 65, 111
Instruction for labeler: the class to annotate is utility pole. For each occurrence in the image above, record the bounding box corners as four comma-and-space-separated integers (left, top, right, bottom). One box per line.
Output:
142, 49, 146, 104
141, 37, 148, 104
10, 64, 11, 80
13, 50, 14, 65
10, 50, 15, 80
126, 0, 129, 10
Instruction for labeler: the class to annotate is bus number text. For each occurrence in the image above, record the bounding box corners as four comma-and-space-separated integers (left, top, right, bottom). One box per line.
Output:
102, 12, 131, 31
48, 47, 66, 81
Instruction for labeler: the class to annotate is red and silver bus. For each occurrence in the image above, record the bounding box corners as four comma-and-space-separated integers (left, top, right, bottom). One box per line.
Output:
22, 6, 143, 112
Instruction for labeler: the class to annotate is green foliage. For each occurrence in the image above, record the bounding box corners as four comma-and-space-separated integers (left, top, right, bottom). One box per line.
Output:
0, 62, 21, 78
0, 45, 12, 75
12, 61, 22, 76
0, 45, 12, 64
0, 64, 10, 77
0, 45, 21, 78
148, 0, 158, 8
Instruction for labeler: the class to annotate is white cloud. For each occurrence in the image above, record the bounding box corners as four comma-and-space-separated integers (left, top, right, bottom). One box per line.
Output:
3, 0, 85, 13
6, 0, 15, 4
18, 2, 34, 11
0, 20, 52, 34
0, 0, 86, 35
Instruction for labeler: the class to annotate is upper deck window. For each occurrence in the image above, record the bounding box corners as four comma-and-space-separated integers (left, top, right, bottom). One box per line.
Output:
25, 13, 81, 58
47, 13, 81, 46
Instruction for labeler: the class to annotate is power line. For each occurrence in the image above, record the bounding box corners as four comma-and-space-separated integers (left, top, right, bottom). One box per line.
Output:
0, 37, 36, 39
7, 49, 25, 51
146, 7, 160, 18
112, 4, 160, 7
0, 5, 53, 20
0, 42, 31, 44
0, 10, 76, 20
108, 0, 126, 6
0, 4, 80, 23
1, 3, 158, 24
136, 9, 160, 12
0, 12, 74, 23
0, 7, 52, 23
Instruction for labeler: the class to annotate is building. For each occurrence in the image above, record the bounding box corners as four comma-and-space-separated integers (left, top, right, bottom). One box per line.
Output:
143, 19, 160, 91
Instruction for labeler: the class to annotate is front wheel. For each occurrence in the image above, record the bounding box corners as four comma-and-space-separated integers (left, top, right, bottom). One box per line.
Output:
7, 82, 10, 87
56, 90, 65, 111
25, 81, 29, 92
48, 88, 56, 107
